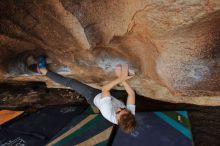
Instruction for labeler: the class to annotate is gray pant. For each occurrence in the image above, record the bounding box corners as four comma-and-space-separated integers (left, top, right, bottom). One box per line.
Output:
46, 71, 101, 106
46, 71, 127, 106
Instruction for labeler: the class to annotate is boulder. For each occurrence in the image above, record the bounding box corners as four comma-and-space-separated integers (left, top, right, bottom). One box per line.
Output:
0, 0, 220, 105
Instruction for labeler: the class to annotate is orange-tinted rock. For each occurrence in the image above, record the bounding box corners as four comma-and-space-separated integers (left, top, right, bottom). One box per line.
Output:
0, 0, 220, 105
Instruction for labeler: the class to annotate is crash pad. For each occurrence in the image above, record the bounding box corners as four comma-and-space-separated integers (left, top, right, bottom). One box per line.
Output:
47, 114, 113, 146
0, 110, 23, 125
112, 111, 193, 146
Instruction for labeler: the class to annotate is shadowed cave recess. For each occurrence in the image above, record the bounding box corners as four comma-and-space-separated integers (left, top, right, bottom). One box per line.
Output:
0, 0, 220, 106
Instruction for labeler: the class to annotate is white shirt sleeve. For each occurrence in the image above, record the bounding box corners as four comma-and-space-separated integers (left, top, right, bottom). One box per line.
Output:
126, 104, 135, 115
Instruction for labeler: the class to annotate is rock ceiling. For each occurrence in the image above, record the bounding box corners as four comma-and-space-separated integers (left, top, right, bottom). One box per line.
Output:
0, 0, 220, 105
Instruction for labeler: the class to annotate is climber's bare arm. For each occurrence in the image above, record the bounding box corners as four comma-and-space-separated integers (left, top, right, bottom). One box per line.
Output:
122, 81, 135, 105
102, 64, 134, 97
102, 78, 124, 97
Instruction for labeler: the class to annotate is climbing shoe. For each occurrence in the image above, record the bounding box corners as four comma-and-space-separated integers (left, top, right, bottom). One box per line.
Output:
37, 55, 46, 70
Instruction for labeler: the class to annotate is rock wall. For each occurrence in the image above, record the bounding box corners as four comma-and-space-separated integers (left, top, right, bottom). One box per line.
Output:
0, 0, 220, 105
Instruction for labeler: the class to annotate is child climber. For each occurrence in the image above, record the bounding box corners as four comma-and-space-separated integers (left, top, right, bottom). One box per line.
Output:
37, 55, 136, 133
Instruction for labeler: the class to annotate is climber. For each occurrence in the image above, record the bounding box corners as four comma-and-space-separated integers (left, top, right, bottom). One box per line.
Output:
37, 55, 136, 133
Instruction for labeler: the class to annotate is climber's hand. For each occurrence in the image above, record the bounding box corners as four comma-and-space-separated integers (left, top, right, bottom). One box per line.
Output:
119, 64, 134, 81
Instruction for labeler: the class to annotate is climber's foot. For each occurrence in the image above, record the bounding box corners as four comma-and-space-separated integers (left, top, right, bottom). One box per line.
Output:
37, 55, 47, 75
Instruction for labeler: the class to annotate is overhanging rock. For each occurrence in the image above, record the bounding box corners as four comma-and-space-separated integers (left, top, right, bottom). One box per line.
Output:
0, 0, 220, 105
